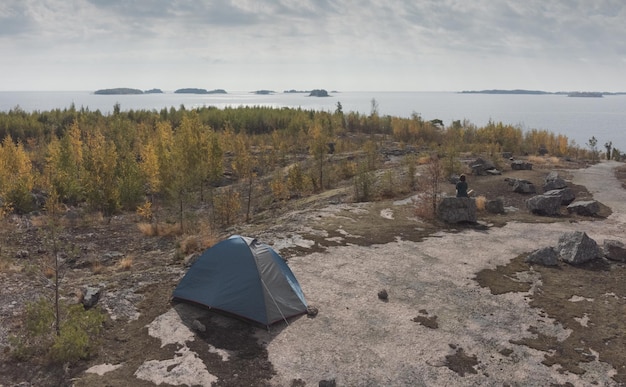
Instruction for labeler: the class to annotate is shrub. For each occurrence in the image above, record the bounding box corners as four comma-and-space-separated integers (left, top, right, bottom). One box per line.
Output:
11, 298, 105, 364
49, 304, 105, 363
475, 196, 486, 211
118, 256, 133, 270
354, 165, 376, 202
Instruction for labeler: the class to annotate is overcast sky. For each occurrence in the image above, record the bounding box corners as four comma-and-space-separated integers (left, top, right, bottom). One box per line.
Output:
1, 0, 625, 92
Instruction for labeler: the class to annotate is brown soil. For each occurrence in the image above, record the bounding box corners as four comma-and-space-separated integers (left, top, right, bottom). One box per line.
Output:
0, 158, 625, 386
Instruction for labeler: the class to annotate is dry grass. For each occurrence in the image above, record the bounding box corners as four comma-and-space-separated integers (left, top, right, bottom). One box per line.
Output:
475, 196, 486, 211
413, 194, 437, 220
118, 256, 133, 271
527, 155, 561, 166
178, 220, 219, 255
91, 261, 104, 275
43, 266, 55, 278
137, 222, 182, 237
0, 256, 11, 273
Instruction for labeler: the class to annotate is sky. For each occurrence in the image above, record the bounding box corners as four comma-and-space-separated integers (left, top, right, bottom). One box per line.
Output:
1, 0, 625, 92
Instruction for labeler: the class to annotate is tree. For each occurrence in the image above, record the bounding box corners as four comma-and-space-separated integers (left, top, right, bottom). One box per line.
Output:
46, 121, 84, 205
231, 133, 255, 222
82, 128, 120, 216
587, 136, 598, 162
308, 121, 332, 191
423, 154, 444, 216
0, 135, 36, 213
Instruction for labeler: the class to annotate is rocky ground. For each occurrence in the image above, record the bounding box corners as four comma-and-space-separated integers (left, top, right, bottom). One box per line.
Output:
0, 158, 625, 386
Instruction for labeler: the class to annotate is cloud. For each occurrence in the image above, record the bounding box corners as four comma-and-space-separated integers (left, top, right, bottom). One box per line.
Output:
1, 0, 625, 91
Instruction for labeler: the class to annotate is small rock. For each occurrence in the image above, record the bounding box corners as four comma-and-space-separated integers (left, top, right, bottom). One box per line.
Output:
306, 306, 319, 317
15, 249, 29, 259
319, 379, 336, 387
377, 289, 389, 301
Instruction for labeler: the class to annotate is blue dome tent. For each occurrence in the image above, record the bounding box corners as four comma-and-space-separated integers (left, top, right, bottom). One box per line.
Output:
172, 235, 308, 326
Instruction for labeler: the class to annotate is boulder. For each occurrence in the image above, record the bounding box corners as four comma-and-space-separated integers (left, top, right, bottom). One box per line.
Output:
543, 177, 567, 191
526, 195, 561, 216
470, 158, 497, 176
525, 247, 559, 266
82, 285, 103, 309
511, 160, 533, 170
485, 198, 505, 214
543, 188, 576, 206
557, 231, 601, 264
437, 197, 477, 223
505, 178, 536, 194
567, 200, 600, 216
603, 240, 626, 262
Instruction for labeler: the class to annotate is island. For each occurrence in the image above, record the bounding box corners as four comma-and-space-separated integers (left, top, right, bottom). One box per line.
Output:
94, 88, 144, 95
174, 88, 227, 94
567, 92, 603, 98
460, 89, 549, 95
144, 89, 163, 94
253, 90, 274, 95
308, 89, 330, 97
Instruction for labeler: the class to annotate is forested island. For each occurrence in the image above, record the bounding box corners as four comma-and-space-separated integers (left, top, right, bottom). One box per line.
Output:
308, 89, 330, 97
94, 88, 144, 95
94, 88, 163, 95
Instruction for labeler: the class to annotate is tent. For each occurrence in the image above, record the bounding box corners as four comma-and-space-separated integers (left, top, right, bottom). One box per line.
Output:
172, 235, 308, 326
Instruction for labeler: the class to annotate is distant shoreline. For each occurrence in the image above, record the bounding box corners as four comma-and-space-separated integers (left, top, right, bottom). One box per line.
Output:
461, 89, 626, 96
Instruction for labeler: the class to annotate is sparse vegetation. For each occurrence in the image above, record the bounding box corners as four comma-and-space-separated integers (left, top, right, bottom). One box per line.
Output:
10, 298, 105, 364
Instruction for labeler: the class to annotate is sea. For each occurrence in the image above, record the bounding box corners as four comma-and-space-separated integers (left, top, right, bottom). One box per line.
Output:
1, 90, 625, 152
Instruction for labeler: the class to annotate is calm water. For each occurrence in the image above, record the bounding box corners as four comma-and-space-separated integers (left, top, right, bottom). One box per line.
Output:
1, 90, 625, 152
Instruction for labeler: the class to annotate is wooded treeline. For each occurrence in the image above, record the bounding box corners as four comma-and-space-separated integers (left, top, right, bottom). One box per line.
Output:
0, 102, 594, 228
